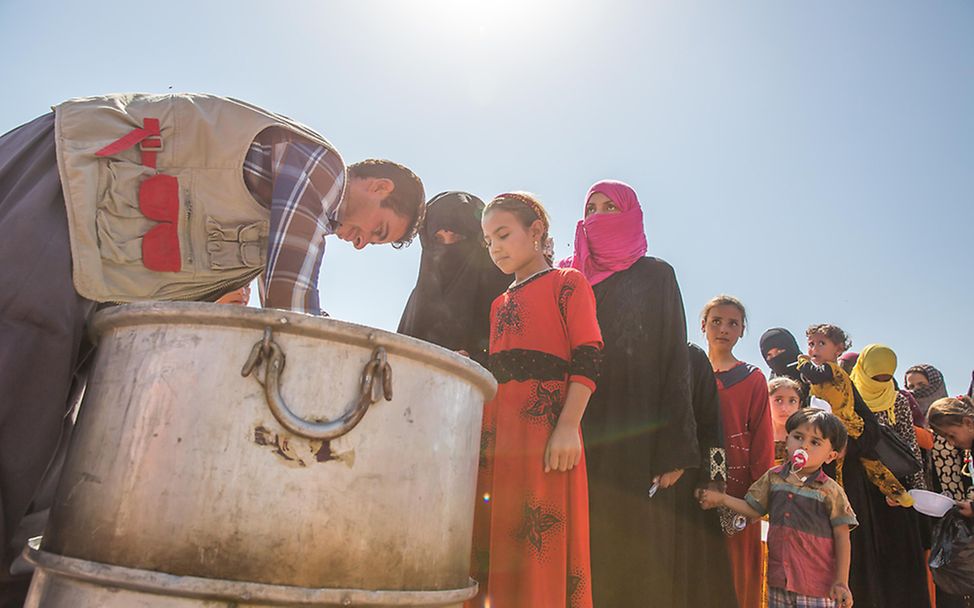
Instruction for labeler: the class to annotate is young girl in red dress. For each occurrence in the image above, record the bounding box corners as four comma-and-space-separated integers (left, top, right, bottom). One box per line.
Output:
469, 192, 602, 608
702, 294, 773, 608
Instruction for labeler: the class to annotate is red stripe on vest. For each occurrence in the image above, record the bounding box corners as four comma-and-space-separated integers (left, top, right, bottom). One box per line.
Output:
138, 174, 181, 272
142, 224, 181, 272
95, 117, 162, 168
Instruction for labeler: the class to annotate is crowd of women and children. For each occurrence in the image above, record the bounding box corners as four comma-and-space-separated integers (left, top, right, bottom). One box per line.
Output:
397, 183, 974, 608
1, 94, 968, 607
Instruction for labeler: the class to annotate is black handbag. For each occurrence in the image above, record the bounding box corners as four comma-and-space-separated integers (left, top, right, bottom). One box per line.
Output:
874, 422, 922, 480
930, 507, 974, 595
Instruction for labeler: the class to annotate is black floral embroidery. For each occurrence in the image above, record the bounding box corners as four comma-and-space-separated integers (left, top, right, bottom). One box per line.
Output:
493, 296, 523, 341
569, 345, 602, 384
558, 281, 575, 321
524, 381, 563, 428
567, 571, 584, 608
489, 349, 569, 383
516, 502, 562, 554
480, 425, 495, 470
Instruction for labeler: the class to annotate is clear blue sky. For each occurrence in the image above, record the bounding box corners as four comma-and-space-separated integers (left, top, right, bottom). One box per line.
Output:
2, 0, 971, 391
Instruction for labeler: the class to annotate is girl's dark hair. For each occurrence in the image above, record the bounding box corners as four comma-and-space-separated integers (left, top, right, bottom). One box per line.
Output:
805, 324, 852, 352
785, 408, 848, 452
700, 295, 748, 332
928, 396, 974, 432
484, 192, 553, 265
769, 376, 802, 397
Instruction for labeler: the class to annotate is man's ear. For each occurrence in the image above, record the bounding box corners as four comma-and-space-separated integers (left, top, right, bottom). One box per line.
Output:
370, 177, 395, 195
824, 449, 839, 464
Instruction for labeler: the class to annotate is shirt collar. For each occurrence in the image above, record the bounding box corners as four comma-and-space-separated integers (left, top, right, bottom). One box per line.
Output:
773, 463, 828, 486
325, 195, 345, 234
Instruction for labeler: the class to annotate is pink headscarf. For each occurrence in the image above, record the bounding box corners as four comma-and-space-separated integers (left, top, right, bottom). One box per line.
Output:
558, 180, 648, 286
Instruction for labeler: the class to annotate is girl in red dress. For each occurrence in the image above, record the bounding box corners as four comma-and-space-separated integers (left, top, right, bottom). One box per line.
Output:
469, 192, 602, 608
701, 294, 773, 608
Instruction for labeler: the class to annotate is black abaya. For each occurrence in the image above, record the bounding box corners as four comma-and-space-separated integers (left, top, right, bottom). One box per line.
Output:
583, 257, 729, 607
397, 192, 510, 366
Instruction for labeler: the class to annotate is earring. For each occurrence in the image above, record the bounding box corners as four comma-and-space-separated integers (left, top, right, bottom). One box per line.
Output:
534, 241, 539, 251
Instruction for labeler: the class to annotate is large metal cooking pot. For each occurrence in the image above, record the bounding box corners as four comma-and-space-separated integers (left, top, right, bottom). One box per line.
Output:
26, 303, 495, 607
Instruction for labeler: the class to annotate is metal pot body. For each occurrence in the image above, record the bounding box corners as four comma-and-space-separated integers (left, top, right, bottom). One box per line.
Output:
25, 541, 471, 607
40, 303, 495, 595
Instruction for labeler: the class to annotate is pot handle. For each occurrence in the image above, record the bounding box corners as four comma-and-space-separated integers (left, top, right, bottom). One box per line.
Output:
241, 327, 393, 440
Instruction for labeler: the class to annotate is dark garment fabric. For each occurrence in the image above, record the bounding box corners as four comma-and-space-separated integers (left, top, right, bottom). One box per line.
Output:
760, 327, 811, 407
838, 387, 931, 608
582, 257, 706, 607
675, 343, 738, 606
938, 588, 974, 608
398, 192, 510, 366
0, 114, 96, 599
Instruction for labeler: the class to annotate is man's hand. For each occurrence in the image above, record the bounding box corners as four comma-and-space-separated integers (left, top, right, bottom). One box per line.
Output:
830, 582, 853, 607
544, 424, 582, 473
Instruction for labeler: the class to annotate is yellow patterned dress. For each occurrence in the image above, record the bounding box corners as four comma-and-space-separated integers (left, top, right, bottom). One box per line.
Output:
796, 357, 913, 507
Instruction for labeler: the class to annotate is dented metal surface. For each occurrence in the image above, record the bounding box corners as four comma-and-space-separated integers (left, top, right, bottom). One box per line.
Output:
25, 539, 475, 607
35, 302, 496, 600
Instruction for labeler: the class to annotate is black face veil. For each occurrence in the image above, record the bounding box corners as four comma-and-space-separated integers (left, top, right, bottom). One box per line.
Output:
759, 327, 803, 381
397, 191, 511, 364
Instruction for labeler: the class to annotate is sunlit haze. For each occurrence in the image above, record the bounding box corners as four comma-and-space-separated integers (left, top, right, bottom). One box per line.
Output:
2, 0, 970, 390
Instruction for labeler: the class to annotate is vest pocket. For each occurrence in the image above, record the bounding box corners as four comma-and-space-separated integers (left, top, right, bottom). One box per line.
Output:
205, 217, 267, 270
95, 161, 160, 263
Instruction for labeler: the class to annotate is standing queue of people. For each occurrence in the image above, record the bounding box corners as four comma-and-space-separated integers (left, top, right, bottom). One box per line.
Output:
1, 93, 967, 607
398, 184, 974, 608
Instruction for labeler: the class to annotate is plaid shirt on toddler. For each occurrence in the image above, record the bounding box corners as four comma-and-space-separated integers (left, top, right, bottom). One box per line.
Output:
745, 464, 857, 601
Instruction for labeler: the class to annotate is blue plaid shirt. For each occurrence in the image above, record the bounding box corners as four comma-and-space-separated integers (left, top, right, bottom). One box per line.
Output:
243, 129, 345, 315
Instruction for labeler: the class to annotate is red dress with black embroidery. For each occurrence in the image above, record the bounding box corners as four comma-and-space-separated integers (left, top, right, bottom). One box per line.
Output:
715, 362, 773, 608
469, 268, 602, 608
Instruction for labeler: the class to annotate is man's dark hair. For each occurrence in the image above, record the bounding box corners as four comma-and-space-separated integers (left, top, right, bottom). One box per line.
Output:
348, 159, 425, 248
785, 408, 848, 452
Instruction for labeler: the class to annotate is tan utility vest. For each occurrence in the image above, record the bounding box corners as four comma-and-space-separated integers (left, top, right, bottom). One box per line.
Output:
54, 93, 343, 303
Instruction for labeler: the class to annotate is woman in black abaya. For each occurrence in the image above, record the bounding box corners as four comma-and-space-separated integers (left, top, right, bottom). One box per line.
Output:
398, 191, 510, 365
561, 180, 732, 606
760, 327, 810, 408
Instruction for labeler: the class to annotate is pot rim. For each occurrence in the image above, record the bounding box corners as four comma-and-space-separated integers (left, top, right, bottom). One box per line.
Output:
89, 302, 497, 401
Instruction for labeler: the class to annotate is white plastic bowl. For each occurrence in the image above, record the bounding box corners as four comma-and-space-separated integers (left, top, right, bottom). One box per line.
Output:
909, 489, 955, 517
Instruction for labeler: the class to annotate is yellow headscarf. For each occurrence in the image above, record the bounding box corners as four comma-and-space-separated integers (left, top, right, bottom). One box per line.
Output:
850, 344, 898, 423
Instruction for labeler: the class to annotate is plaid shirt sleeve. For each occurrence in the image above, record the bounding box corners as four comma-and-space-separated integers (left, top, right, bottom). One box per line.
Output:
744, 469, 773, 515
244, 129, 345, 315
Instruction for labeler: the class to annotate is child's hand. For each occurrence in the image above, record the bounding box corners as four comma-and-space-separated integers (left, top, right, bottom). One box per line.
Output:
544, 424, 581, 473
830, 582, 853, 606
957, 501, 974, 518
695, 488, 724, 510
885, 496, 904, 508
